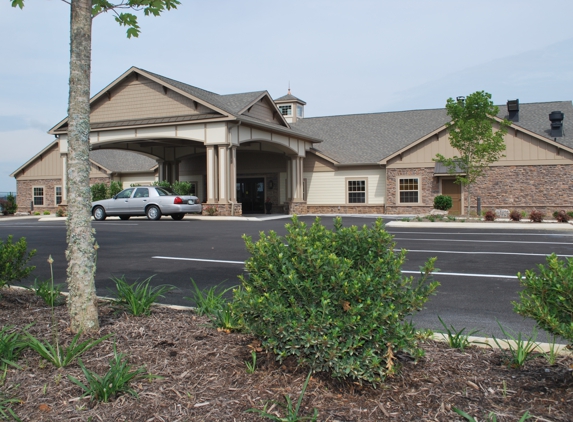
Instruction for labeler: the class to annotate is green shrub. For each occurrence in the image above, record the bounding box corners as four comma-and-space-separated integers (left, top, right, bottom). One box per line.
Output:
42, 210, 50, 215
90, 183, 108, 202
56, 207, 66, 218
109, 181, 123, 198
233, 216, 439, 384
513, 254, 573, 345
568, 211, 573, 219
152, 180, 172, 190
0, 236, 36, 290
5, 193, 17, 214
433, 195, 452, 211
171, 181, 192, 195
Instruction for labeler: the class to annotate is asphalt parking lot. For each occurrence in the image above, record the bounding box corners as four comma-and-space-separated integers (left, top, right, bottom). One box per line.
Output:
1, 215, 572, 341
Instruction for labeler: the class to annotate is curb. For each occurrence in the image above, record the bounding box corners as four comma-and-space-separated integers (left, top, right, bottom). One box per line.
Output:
386, 221, 573, 230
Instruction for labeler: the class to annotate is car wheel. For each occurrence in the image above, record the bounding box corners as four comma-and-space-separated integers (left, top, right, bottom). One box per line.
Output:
93, 206, 106, 221
146, 205, 161, 220
119, 215, 130, 220
171, 213, 185, 220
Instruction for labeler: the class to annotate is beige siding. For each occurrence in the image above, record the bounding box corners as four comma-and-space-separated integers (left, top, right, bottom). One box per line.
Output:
303, 153, 336, 172
118, 173, 157, 188
16, 145, 62, 180
305, 168, 386, 205
390, 126, 573, 168
88, 163, 109, 178
90, 75, 214, 123
243, 98, 282, 124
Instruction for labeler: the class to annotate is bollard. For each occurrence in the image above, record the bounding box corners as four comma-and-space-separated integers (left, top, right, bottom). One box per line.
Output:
476, 197, 481, 216
30, 201, 34, 212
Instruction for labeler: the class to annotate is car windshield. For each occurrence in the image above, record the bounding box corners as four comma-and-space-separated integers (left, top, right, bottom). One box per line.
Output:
155, 187, 173, 196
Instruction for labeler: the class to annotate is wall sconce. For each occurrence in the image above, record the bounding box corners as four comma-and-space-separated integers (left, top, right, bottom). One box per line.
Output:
268, 180, 274, 189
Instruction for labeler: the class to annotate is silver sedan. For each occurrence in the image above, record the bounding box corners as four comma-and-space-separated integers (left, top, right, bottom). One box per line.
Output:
91, 186, 202, 221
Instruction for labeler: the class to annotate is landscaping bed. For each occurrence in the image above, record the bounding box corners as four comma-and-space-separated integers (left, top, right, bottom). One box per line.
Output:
1, 288, 571, 421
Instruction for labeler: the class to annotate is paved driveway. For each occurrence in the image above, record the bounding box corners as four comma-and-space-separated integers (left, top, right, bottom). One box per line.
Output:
1, 215, 571, 340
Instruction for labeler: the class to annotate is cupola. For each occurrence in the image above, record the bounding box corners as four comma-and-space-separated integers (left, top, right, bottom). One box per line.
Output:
274, 89, 306, 124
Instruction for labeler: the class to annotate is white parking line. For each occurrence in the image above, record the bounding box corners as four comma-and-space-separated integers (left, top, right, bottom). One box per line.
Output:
394, 237, 573, 245
388, 231, 573, 237
399, 249, 573, 258
153, 256, 244, 265
152, 256, 518, 279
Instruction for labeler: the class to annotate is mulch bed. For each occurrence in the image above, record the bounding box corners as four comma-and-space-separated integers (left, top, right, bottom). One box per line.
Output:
1, 288, 571, 421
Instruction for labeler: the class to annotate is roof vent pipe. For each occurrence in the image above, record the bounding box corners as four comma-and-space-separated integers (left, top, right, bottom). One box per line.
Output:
507, 99, 519, 122
549, 111, 564, 138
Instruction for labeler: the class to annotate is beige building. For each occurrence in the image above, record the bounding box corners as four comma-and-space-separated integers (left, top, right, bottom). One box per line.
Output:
12, 67, 573, 215
11, 140, 156, 212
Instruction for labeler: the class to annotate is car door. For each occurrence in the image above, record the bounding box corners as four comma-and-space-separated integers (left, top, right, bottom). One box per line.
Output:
129, 188, 150, 214
106, 188, 135, 214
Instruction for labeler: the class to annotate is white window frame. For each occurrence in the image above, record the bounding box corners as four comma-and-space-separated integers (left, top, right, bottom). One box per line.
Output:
33, 186, 44, 206
55, 186, 62, 205
296, 104, 304, 118
279, 104, 292, 116
397, 177, 421, 204
346, 178, 367, 204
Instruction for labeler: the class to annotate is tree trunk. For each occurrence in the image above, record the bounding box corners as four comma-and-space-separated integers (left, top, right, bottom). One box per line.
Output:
466, 185, 472, 217
66, 0, 99, 333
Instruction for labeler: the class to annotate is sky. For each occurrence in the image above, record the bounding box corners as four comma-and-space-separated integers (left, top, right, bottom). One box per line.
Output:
2, 0, 573, 193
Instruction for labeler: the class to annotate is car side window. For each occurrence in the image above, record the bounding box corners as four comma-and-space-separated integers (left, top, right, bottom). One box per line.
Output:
116, 188, 134, 199
155, 187, 170, 196
134, 188, 149, 198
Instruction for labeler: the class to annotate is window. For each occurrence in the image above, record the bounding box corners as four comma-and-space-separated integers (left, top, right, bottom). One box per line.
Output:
399, 178, 419, 203
33, 187, 44, 206
279, 105, 292, 116
296, 104, 304, 118
347, 180, 366, 203
55, 186, 62, 205
189, 182, 197, 196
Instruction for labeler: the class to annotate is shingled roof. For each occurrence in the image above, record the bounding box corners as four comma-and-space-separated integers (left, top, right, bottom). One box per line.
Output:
90, 150, 157, 173
291, 100, 573, 164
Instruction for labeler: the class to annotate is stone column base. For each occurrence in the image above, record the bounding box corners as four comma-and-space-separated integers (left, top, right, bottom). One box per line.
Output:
202, 203, 242, 216
286, 201, 308, 215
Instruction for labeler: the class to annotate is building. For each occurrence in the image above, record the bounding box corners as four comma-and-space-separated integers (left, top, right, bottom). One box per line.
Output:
12, 67, 573, 215
11, 140, 156, 212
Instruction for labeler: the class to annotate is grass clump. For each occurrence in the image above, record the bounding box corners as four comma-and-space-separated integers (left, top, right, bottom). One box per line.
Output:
437, 316, 480, 351
111, 275, 175, 316
233, 216, 439, 385
68, 344, 149, 402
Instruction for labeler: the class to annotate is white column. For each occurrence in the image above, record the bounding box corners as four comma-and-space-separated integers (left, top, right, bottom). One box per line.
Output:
61, 154, 68, 203
218, 145, 228, 203
229, 146, 237, 203
206, 146, 217, 203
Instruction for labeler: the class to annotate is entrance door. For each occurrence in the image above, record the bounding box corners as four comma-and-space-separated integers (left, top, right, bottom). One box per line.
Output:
442, 179, 462, 215
237, 178, 265, 214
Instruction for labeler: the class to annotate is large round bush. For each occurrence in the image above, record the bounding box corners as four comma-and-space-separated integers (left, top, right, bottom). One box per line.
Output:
233, 216, 439, 384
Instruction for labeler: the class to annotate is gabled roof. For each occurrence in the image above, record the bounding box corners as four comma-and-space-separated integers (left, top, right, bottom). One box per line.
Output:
10, 140, 157, 178
49, 67, 306, 136
293, 101, 573, 165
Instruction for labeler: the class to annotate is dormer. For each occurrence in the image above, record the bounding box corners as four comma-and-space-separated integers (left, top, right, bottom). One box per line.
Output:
274, 89, 306, 124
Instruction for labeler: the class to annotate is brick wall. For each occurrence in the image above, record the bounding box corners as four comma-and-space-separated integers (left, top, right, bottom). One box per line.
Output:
471, 164, 573, 215
306, 205, 385, 214
386, 164, 573, 215
385, 168, 438, 214
16, 176, 111, 213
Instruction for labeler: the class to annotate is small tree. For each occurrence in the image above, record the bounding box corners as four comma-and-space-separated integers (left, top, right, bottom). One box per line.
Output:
91, 183, 108, 202
10, 0, 181, 334
434, 91, 511, 216
109, 181, 123, 198
5, 193, 18, 214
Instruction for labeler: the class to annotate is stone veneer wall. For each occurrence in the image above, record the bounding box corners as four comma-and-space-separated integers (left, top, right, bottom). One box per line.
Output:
385, 167, 438, 214
306, 205, 385, 214
471, 164, 573, 215
16, 177, 111, 213
286, 201, 308, 215
201, 203, 242, 216
386, 164, 573, 215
